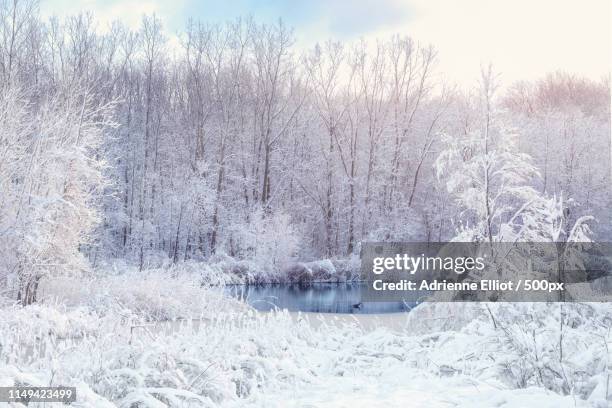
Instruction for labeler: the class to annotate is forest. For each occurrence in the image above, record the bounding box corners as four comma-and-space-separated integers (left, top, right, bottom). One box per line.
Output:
0, 0, 609, 301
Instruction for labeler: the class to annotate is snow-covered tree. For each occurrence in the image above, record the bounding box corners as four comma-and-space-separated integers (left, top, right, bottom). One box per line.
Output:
0, 85, 116, 304
435, 67, 543, 243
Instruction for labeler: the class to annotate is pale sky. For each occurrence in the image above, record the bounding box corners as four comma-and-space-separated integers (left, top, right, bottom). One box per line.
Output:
40, 0, 610, 87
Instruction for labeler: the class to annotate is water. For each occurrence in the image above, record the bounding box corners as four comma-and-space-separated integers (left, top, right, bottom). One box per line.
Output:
226, 282, 414, 314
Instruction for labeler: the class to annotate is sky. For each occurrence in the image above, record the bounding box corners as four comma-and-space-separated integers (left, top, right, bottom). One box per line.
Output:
40, 0, 610, 87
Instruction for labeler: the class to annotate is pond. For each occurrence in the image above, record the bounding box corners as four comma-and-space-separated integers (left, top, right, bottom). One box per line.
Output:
226, 282, 416, 314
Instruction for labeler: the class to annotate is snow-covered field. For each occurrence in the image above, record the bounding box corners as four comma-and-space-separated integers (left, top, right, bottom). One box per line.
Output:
1, 270, 610, 407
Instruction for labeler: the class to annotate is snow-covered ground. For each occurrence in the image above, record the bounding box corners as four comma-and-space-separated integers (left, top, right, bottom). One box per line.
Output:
1, 270, 610, 407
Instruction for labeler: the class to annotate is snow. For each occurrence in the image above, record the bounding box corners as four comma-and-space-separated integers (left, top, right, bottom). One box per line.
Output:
282, 376, 586, 408
1, 273, 610, 407
0, 4, 609, 407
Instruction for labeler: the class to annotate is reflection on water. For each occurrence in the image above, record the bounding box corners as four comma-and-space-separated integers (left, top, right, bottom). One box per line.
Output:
226, 282, 415, 314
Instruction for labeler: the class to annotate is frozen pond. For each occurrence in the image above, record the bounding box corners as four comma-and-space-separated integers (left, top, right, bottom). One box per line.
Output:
226, 282, 415, 314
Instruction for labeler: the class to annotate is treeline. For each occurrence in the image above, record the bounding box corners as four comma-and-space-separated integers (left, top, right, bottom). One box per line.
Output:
0, 1, 610, 299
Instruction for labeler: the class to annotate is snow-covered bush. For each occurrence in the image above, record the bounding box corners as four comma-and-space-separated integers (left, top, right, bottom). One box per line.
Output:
405, 302, 611, 405
37, 263, 243, 321
283, 258, 360, 283
0, 303, 319, 406
223, 209, 300, 277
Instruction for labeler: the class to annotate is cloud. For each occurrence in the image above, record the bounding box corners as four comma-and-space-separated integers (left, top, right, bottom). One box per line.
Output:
371, 0, 610, 86
39, 0, 609, 86
40, 0, 186, 32
310, 0, 412, 38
